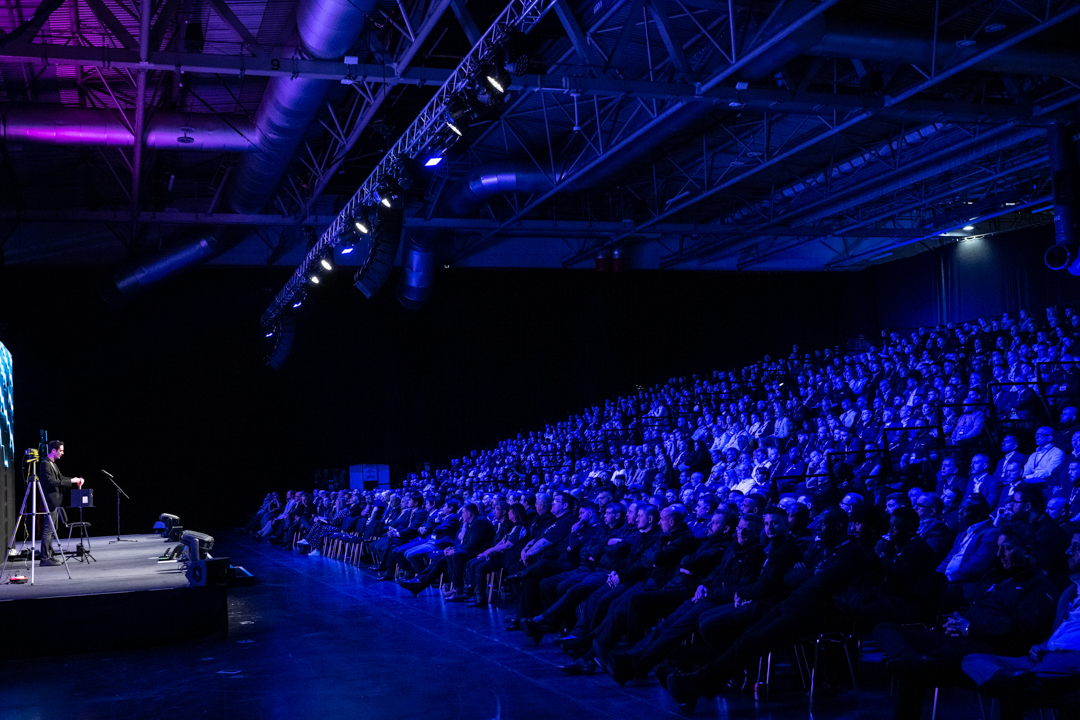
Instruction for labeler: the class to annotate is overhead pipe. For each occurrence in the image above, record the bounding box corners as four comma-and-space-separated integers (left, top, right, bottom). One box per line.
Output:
1044, 121, 1080, 274
810, 22, 1080, 80
99, 227, 246, 306
1, 106, 258, 151
396, 234, 437, 309
102, 0, 375, 304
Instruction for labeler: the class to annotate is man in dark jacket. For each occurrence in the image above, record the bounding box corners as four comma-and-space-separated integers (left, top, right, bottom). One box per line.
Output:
666, 506, 880, 712
37, 441, 84, 566
521, 503, 657, 637
598, 510, 779, 684
962, 531, 1080, 720
552, 505, 697, 658
403, 503, 494, 596
874, 522, 1059, 720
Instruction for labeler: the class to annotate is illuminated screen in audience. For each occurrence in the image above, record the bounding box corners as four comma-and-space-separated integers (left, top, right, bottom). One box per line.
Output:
0, 342, 11, 468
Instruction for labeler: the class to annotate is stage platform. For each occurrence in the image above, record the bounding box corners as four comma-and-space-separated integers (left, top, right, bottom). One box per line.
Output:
0, 533, 228, 658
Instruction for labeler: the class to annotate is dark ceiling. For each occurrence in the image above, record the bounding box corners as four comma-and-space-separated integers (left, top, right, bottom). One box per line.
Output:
0, 0, 1077, 286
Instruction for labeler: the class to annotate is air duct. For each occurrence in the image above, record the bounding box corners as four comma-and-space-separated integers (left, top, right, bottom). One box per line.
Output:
102, 0, 375, 304
1, 107, 257, 151
99, 227, 245, 306
1044, 122, 1080, 274
396, 233, 437, 309
810, 22, 1080, 80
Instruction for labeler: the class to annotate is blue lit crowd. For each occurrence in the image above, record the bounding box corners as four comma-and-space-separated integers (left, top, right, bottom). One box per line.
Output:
242, 305, 1080, 718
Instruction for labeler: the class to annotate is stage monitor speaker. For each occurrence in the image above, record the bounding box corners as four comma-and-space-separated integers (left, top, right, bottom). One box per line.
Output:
70, 488, 94, 508
181, 530, 214, 560
186, 557, 229, 587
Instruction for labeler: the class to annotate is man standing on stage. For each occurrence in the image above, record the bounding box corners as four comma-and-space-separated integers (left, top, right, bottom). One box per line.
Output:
38, 440, 83, 566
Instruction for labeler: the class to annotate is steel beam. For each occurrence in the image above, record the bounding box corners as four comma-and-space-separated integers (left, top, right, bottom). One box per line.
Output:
130, 0, 151, 228
0, 42, 455, 84
83, 0, 140, 50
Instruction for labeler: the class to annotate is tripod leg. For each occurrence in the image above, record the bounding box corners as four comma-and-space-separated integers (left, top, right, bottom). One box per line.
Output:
0, 475, 38, 578
36, 482, 72, 580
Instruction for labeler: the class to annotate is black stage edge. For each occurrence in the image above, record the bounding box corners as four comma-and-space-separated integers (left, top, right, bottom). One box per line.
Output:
0, 533, 228, 658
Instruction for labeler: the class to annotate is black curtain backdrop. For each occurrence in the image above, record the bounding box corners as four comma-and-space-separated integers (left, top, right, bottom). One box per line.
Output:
0, 265, 854, 530
864, 224, 1080, 330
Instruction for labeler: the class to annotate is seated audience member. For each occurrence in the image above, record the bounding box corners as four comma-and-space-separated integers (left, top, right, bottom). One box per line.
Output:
962, 531, 1080, 720
458, 501, 529, 606
857, 507, 940, 626
514, 504, 660, 638
941, 489, 960, 531
392, 499, 462, 579
598, 507, 798, 684
402, 503, 494, 597
915, 492, 955, 563
1056, 459, 1080, 521
996, 434, 1027, 479
874, 523, 1058, 720
965, 453, 1003, 512
664, 507, 881, 713
586, 513, 763, 676
939, 494, 1001, 608
1024, 426, 1066, 484
1005, 484, 1071, 583
553, 505, 697, 663
936, 456, 967, 497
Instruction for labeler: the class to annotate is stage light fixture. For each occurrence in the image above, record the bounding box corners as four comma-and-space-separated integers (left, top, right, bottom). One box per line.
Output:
963, 225, 976, 231
308, 271, 321, 284
499, 30, 530, 75
424, 156, 443, 167
376, 179, 401, 208
445, 96, 471, 137
395, 157, 423, 191
317, 249, 334, 271
481, 64, 511, 95
292, 289, 307, 308
352, 207, 372, 235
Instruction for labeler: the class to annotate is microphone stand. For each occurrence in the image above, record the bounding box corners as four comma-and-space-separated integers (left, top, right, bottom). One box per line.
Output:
103, 469, 136, 543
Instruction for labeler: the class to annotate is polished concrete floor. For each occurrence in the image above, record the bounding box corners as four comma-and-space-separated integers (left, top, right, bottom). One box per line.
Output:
0, 534, 990, 720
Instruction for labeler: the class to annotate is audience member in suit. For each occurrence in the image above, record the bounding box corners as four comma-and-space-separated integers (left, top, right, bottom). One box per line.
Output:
965, 453, 1004, 512
939, 494, 1001, 608
1006, 484, 1071, 584
372, 492, 428, 574
962, 530, 1080, 720
995, 435, 1026, 482
1055, 459, 1080, 521
994, 460, 1026, 517
664, 507, 881, 713
852, 507, 940, 627
875, 523, 1059, 720
916, 492, 955, 564
1050, 431, 1080, 495
403, 503, 494, 597
941, 489, 960, 531
936, 456, 967, 497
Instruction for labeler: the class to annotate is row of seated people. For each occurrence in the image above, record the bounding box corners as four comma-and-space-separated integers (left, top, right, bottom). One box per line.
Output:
292, 471, 1078, 718
233, 304, 1080, 717
396, 305, 1080, 512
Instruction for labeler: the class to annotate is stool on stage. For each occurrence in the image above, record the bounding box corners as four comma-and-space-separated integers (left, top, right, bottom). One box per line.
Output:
64, 489, 96, 562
